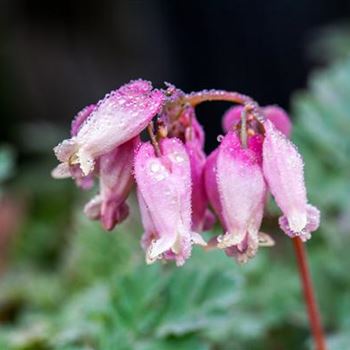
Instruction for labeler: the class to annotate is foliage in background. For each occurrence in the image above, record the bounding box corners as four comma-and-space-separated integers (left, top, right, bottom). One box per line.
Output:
0, 27, 350, 349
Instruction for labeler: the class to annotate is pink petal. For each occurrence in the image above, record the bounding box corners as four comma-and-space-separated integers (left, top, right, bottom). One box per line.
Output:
222, 105, 292, 137
263, 120, 319, 239
222, 106, 243, 133
204, 149, 225, 226
185, 140, 212, 231
71, 104, 96, 136
70, 165, 95, 190
51, 163, 71, 179
84, 195, 102, 220
263, 105, 292, 138
279, 204, 320, 242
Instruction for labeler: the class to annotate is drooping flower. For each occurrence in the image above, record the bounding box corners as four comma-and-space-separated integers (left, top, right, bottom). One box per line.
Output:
205, 132, 266, 262
262, 120, 320, 241
217, 132, 266, 261
53, 79, 164, 176
84, 136, 139, 231
134, 137, 206, 266
222, 105, 292, 137
162, 93, 214, 232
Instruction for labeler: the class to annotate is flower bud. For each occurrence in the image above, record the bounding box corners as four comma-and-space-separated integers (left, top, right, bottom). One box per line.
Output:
135, 137, 206, 266
205, 132, 266, 262
53, 79, 164, 176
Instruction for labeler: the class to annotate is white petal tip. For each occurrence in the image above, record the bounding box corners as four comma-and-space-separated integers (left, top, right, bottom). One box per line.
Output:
217, 232, 243, 249
258, 232, 275, 247
51, 163, 71, 179
191, 232, 207, 246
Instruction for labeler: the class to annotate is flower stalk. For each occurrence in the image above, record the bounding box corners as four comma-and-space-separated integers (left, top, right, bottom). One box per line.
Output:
293, 237, 327, 350
185, 90, 253, 106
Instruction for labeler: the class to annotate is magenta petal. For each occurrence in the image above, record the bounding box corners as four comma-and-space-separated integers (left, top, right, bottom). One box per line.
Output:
101, 201, 129, 231
263, 105, 292, 137
222, 105, 292, 138
185, 139, 213, 232
216, 132, 266, 259
203, 209, 216, 231
54, 79, 164, 175
69, 165, 94, 190
183, 108, 205, 149
222, 106, 244, 133
204, 149, 225, 226
263, 120, 320, 240
135, 138, 205, 266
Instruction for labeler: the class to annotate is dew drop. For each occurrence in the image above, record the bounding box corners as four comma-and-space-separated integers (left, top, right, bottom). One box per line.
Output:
217, 135, 224, 142
150, 162, 160, 173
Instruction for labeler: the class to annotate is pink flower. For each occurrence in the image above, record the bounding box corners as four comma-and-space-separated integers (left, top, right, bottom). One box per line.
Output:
217, 132, 266, 261
163, 102, 214, 232
262, 120, 320, 241
222, 105, 292, 137
205, 133, 266, 262
135, 137, 206, 266
53, 80, 164, 176
84, 137, 139, 231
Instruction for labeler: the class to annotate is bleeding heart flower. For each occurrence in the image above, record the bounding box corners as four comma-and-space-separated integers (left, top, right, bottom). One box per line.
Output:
205, 132, 266, 262
262, 120, 320, 241
162, 101, 214, 232
53, 79, 164, 176
135, 137, 206, 266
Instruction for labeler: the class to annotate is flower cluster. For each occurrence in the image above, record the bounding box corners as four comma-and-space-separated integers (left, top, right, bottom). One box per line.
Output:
52, 79, 320, 266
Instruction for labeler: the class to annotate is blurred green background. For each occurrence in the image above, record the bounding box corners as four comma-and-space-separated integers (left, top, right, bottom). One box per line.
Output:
1, 2, 350, 350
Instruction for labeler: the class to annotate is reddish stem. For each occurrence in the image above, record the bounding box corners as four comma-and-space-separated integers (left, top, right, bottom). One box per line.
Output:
293, 237, 327, 350
185, 90, 253, 106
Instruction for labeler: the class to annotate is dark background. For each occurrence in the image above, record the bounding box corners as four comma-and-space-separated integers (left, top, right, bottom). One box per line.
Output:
1, 0, 350, 151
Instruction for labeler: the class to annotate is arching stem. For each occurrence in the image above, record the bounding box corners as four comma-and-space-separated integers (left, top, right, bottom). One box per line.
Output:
293, 237, 327, 350
185, 90, 253, 106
